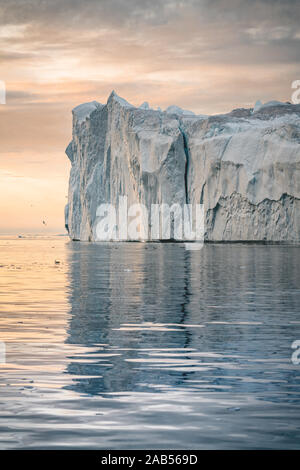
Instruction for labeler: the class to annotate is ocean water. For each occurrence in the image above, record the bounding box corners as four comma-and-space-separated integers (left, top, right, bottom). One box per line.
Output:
0, 236, 299, 449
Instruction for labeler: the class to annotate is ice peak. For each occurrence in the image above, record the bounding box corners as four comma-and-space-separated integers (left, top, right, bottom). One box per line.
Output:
107, 90, 133, 108
72, 101, 101, 122
139, 101, 150, 110
165, 105, 195, 116
253, 99, 288, 113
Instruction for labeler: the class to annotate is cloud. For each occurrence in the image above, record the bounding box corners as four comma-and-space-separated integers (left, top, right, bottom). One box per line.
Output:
5, 90, 41, 103
0, 1, 298, 28
0, 0, 299, 70
0, 0, 299, 231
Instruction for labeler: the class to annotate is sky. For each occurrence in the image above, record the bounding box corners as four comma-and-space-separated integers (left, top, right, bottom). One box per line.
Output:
0, 0, 299, 233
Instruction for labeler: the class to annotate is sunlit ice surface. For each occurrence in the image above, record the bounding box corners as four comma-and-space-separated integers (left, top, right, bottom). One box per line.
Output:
0, 236, 300, 449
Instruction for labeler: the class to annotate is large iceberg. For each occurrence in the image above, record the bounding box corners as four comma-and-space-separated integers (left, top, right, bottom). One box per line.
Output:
65, 91, 300, 242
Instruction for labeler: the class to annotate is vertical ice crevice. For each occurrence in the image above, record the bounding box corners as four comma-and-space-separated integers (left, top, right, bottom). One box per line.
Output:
179, 123, 190, 204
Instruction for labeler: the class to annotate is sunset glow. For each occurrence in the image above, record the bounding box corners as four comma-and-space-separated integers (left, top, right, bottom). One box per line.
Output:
0, 0, 299, 232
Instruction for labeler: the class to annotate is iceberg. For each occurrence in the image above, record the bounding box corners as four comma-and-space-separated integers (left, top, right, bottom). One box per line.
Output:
65, 91, 300, 242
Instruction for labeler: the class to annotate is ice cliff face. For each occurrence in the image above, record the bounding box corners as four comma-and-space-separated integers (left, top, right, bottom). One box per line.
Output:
65, 91, 300, 242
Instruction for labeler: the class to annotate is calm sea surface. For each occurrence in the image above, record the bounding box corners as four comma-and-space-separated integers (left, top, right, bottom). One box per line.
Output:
0, 236, 299, 449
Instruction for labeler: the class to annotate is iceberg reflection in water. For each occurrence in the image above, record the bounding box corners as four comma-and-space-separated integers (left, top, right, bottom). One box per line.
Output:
0, 237, 300, 448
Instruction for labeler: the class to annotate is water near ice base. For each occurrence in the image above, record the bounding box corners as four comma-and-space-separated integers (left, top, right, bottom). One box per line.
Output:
0, 236, 300, 449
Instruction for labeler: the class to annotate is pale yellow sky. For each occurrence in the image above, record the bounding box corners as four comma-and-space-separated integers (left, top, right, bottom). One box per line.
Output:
0, 0, 299, 233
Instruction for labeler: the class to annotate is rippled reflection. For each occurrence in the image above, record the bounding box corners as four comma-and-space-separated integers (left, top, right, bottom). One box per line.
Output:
65, 242, 300, 399
0, 237, 300, 449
